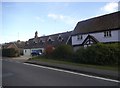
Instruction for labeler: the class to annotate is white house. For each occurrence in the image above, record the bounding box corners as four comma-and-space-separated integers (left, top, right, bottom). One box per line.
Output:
71, 11, 120, 51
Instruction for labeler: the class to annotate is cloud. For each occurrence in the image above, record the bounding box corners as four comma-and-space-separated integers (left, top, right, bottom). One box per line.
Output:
101, 2, 118, 13
48, 13, 59, 20
48, 13, 79, 25
48, 13, 66, 20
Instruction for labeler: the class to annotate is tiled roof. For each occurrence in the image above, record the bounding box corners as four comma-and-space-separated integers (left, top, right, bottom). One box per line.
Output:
72, 11, 120, 35
24, 31, 72, 49
14, 42, 25, 48
2, 41, 25, 49
2, 43, 12, 48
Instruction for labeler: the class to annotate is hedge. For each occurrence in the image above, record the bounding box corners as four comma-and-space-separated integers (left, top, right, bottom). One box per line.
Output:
52, 44, 74, 61
43, 43, 119, 66
75, 43, 120, 65
2, 48, 19, 57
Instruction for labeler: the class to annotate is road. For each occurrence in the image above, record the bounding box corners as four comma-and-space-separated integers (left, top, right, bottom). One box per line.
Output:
2, 58, 119, 86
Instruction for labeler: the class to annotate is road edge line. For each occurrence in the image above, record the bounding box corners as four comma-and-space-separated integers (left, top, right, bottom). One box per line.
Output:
23, 62, 120, 83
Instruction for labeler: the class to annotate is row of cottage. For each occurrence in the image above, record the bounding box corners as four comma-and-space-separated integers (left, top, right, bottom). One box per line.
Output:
2, 11, 120, 56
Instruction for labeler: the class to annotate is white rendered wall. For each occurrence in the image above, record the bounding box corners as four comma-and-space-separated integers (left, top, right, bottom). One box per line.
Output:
24, 49, 31, 56
72, 30, 119, 46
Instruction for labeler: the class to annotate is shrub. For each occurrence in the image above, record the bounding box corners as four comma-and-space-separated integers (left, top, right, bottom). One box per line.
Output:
44, 45, 55, 58
37, 43, 119, 66
2, 48, 19, 57
75, 43, 120, 65
52, 44, 73, 61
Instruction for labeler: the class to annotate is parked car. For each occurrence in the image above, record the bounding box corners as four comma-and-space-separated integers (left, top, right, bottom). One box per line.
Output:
31, 51, 42, 56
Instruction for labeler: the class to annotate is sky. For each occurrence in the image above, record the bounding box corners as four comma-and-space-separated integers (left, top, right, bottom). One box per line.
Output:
1, 1, 119, 43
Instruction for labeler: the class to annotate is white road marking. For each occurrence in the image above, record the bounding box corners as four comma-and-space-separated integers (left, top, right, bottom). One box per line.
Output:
23, 63, 120, 83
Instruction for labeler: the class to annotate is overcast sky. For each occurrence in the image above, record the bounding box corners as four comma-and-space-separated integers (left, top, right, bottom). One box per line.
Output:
1, 1, 119, 43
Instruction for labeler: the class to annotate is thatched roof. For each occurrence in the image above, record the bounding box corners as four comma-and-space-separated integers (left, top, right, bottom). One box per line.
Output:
72, 11, 120, 35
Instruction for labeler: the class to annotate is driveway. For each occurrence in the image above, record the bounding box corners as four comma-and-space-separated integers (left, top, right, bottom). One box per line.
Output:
3, 56, 31, 63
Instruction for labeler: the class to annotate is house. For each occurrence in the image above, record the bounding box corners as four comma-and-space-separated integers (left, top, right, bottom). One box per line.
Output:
14, 40, 25, 55
71, 11, 120, 51
24, 31, 72, 56
2, 42, 19, 50
2, 40, 25, 55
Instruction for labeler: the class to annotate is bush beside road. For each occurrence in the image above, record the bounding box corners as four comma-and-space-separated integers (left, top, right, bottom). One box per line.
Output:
2, 48, 20, 57
41, 43, 120, 66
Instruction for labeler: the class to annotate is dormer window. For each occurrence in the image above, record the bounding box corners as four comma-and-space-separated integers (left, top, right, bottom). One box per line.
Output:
58, 36, 62, 40
104, 31, 111, 37
34, 41, 37, 44
57, 35, 63, 41
47, 37, 54, 42
48, 38, 52, 41
39, 40, 44, 45
77, 35, 83, 40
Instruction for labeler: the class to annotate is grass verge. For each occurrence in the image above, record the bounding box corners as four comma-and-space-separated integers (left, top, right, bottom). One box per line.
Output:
30, 56, 118, 71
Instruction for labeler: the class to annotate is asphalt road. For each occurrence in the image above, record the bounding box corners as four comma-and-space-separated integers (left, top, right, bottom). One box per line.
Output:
2, 59, 119, 86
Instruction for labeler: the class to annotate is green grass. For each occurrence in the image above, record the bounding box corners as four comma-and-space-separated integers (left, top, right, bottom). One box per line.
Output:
30, 56, 118, 71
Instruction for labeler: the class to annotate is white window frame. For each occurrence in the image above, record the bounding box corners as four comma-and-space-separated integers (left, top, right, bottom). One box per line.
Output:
104, 31, 112, 37
77, 35, 83, 40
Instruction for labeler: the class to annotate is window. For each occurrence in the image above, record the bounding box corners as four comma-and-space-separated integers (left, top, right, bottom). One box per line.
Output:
77, 35, 83, 40
104, 31, 112, 37
58, 35, 63, 41
58, 36, 62, 40
34, 41, 37, 44
104, 31, 106, 37
109, 31, 111, 37
47, 37, 54, 42
39, 40, 44, 45
48, 38, 51, 41
47, 37, 51, 41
